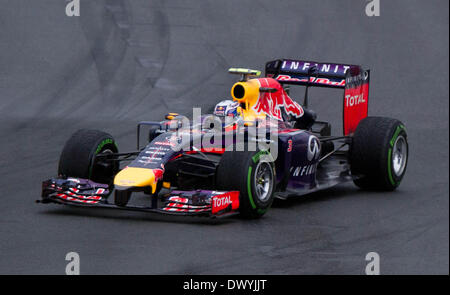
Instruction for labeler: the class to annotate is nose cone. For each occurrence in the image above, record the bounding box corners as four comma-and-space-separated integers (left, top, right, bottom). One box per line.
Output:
114, 167, 157, 193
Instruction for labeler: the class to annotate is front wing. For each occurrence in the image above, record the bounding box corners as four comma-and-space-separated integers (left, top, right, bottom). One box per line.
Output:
40, 178, 240, 218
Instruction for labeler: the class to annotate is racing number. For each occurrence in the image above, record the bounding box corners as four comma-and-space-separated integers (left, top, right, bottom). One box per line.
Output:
287, 139, 293, 152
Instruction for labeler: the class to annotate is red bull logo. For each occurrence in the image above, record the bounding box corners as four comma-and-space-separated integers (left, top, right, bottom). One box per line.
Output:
253, 78, 304, 121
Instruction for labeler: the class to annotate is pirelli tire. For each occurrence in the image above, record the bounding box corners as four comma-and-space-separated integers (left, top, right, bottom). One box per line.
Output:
216, 149, 276, 219
58, 129, 119, 185
350, 117, 408, 191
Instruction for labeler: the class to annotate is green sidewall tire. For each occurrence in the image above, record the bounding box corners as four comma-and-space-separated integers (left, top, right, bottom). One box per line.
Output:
350, 117, 408, 191
58, 129, 119, 184
216, 149, 275, 219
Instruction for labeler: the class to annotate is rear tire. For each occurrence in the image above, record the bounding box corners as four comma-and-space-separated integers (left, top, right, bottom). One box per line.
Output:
58, 129, 119, 184
350, 117, 408, 190
216, 149, 275, 218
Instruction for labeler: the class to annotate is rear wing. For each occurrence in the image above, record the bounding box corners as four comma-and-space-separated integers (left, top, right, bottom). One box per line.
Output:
265, 59, 370, 135
265, 59, 361, 88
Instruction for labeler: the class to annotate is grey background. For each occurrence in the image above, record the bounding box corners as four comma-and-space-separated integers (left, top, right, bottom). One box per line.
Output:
0, 0, 448, 274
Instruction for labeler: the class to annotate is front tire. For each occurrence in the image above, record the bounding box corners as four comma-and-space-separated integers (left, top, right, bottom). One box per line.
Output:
58, 129, 119, 184
350, 117, 408, 190
216, 149, 275, 218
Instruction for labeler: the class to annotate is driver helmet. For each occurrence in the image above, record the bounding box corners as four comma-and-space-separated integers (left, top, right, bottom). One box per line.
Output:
213, 100, 240, 117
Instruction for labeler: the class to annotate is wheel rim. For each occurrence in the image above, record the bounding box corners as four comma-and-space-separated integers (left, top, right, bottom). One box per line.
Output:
392, 135, 407, 177
96, 149, 113, 168
254, 162, 273, 202
101, 149, 113, 155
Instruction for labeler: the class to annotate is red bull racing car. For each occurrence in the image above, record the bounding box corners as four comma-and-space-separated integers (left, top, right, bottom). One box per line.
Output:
40, 59, 409, 219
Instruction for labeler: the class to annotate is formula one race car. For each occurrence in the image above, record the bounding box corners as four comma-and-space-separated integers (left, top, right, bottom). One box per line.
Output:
40, 59, 409, 219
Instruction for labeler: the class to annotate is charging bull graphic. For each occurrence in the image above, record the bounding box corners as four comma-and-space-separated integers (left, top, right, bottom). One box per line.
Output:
254, 78, 304, 120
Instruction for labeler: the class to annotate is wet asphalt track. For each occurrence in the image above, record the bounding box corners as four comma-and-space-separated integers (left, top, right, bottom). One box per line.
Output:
0, 0, 448, 274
